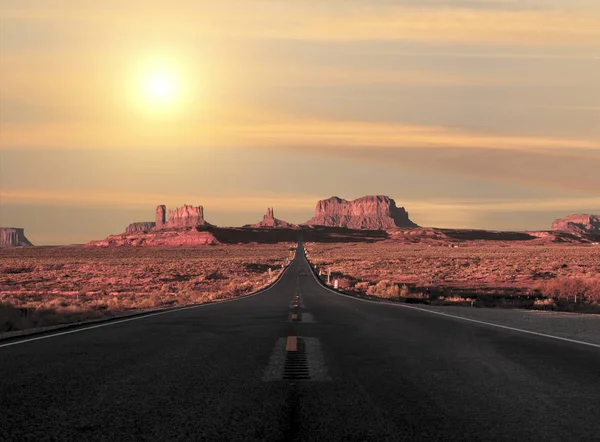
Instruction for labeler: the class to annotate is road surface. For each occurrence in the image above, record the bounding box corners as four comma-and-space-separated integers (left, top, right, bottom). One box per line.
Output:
2, 244, 600, 441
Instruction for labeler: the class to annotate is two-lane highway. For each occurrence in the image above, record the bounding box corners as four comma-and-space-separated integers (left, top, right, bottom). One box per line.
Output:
2, 244, 600, 441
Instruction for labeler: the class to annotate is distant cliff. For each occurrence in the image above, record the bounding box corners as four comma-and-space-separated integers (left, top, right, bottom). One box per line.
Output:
0, 228, 33, 247
304, 195, 418, 229
552, 214, 600, 235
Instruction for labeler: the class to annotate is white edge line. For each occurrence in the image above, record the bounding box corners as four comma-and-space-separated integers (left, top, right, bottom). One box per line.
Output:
0, 247, 297, 349
303, 249, 600, 350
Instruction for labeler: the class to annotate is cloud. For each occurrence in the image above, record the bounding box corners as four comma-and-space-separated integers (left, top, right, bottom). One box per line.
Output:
0, 188, 318, 212
3, 114, 597, 151
404, 196, 600, 214
3, 1, 600, 47
296, 144, 600, 195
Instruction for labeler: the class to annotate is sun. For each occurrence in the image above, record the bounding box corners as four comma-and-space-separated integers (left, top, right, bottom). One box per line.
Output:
126, 53, 203, 117
141, 70, 180, 107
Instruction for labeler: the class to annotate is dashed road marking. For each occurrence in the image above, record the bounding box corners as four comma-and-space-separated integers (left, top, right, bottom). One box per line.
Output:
263, 336, 329, 381
286, 335, 298, 352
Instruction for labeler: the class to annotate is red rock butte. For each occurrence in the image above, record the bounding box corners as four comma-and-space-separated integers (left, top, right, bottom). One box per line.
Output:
163, 205, 211, 229
304, 195, 418, 229
552, 214, 600, 236
0, 227, 33, 247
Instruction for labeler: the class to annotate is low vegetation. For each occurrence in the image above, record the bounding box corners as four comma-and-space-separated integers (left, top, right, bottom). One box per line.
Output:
305, 242, 600, 312
0, 244, 294, 332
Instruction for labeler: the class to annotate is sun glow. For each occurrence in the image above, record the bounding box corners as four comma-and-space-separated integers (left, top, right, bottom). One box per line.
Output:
122, 50, 209, 120
140, 69, 180, 107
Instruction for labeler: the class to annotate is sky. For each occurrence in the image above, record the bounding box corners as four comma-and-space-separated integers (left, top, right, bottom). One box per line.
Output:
1, 0, 599, 245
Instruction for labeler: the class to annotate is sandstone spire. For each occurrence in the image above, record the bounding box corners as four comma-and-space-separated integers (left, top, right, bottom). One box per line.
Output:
155, 205, 166, 228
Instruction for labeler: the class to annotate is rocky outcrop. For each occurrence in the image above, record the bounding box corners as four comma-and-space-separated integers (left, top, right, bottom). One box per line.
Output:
0, 228, 33, 247
125, 222, 156, 234
552, 214, 600, 235
114, 204, 212, 240
87, 229, 220, 247
250, 208, 296, 228
155, 205, 166, 228
163, 205, 210, 228
304, 195, 418, 230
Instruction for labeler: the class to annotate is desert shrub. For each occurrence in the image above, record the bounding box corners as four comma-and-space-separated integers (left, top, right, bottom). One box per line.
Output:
441, 296, 474, 306
40, 263, 65, 271
1, 265, 35, 274
243, 263, 271, 273
541, 278, 600, 302
354, 281, 369, 292
367, 280, 400, 299
532, 298, 557, 310
226, 281, 254, 296
336, 277, 354, 289
205, 271, 227, 280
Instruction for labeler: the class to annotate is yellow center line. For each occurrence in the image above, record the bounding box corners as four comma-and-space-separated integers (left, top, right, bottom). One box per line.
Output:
286, 335, 298, 352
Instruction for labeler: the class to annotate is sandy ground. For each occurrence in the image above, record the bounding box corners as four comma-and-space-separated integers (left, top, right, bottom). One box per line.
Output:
412, 304, 600, 346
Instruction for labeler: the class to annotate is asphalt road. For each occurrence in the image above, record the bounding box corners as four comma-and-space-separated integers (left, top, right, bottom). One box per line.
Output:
2, 244, 600, 441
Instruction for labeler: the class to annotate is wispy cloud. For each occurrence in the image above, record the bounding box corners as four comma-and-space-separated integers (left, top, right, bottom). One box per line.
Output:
405, 196, 600, 214
3, 1, 600, 46
0, 188, 319, 212
3, 116, 597, 151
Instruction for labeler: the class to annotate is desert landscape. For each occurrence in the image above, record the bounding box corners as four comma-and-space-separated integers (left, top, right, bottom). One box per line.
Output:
2, 195, 600, 333
305, 242, 600, 310
4, 4, 600, 438
0, 244, 293, 333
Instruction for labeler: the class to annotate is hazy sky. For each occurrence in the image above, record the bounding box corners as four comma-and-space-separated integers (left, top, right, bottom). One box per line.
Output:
1, 0, 599, 244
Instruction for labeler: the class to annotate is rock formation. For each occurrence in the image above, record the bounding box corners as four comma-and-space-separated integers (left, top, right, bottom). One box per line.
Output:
87, 229, 220, 247
165, 204, 209, 228
304, 195, 418, 230
125, 222, 156, 234
250, 208, 296, 228
155, 205, 166, 228
151, 204, 211, 230
0, 228, 33, 247
551, 214, 600, 235
117, 204, 211, 239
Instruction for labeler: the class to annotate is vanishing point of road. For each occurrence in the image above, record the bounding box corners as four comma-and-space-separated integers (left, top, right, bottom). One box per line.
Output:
2, 244, 600, 441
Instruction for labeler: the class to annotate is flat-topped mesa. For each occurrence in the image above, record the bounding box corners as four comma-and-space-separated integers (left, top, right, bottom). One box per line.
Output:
552, 214, 600, 235
125, 222, 156, 234
0, 227, 33, 247
250, 207, 295, 228
165, 204, 210, 228
305, 195, 418, 230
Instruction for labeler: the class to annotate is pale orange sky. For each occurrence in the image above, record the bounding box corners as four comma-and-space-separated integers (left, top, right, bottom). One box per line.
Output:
1, 0, 599, 244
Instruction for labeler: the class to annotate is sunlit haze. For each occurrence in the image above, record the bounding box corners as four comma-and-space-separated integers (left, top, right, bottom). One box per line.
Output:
1, 0, 599, 244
